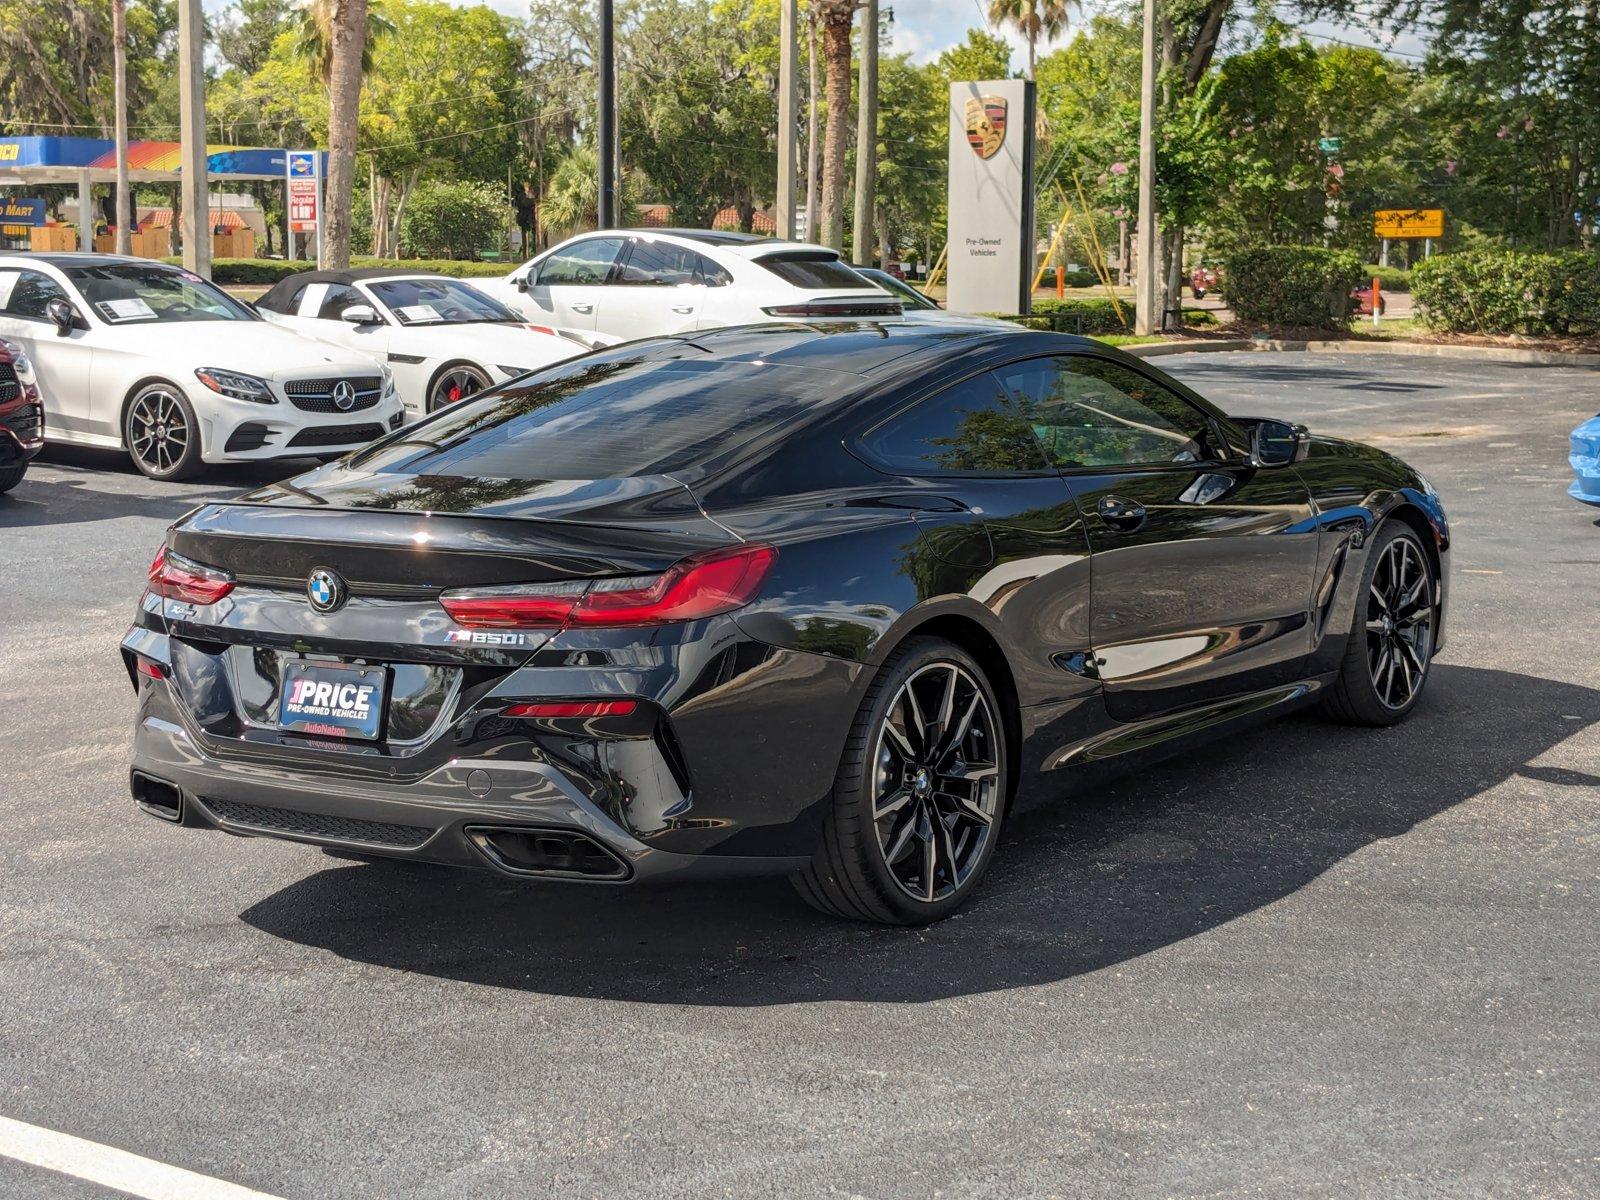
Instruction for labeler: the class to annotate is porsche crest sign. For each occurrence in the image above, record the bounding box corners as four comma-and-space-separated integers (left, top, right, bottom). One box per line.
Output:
964, 95, 1007, 160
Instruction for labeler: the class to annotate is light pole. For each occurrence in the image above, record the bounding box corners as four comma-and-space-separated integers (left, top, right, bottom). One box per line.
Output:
177, 0, 209, 277
851, 0, 878, 264
597, 0, 617, 229
112, 0, 131, 255
776, 0, 799, 240
1134, 0, 1157, 335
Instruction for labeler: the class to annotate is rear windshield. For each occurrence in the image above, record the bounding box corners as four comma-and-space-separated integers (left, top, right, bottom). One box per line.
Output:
756, 253, 872, 290
348, 352, 842, 481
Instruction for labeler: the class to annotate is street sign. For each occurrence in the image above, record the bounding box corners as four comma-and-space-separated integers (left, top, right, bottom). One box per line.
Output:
1375, 208, 1444, 238
286, 150, 319, 234
1318, 136, 1342, 155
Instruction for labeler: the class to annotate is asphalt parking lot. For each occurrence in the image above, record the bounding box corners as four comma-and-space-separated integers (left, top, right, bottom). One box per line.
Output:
1, 350, 1596, 1198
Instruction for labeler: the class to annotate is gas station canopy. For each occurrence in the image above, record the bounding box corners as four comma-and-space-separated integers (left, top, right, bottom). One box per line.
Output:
0, 136, 323, 184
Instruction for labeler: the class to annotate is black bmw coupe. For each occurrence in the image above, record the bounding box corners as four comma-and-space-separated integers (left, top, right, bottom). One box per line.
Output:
123, 323, 1449, 924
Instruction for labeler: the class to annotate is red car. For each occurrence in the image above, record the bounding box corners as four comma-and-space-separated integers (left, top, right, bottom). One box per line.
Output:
0, 337, 45, 494
1190, 265, 1219, 299
1351, 285, 1387, 316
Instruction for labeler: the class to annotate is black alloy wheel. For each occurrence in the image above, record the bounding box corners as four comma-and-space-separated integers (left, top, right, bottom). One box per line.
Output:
795, 637, 1008, 924
1365, 531, 1434, 710
1323, 522, 1437, 725
125, 383, 203, 481
428, 363, 490, 413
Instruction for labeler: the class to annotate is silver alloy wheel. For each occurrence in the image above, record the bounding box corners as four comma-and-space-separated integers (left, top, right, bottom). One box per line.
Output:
127, 387, 191, 477
870, 661, 1001, 903
429, 365, 488, 411
1366, 533, 1434, 709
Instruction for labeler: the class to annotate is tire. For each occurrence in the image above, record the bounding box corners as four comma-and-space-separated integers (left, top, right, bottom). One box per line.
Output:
0, 463, 24, 494
1192, 288, 1206, 300
1321, 520, 1438, 726
427, 362, 491, 413
793, 636, 1009, 925
124, 382, 205, 481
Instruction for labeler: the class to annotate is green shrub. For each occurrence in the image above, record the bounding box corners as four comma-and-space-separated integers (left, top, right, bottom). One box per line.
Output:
1014, 298, 1131, 334
399, 180, 513, 260
1221, 245, 1364, 330
1364, 264, 1411, 294
1412, 250, 1600, 335
165, 257, 512, 285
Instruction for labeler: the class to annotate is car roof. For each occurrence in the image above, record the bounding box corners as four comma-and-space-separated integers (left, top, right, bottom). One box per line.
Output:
0, 252, 177, 270
653, 320, 1083, 377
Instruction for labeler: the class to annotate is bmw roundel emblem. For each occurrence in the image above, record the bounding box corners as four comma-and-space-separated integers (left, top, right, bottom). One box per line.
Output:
332, 380, 357, 411
307, 568, 346, 613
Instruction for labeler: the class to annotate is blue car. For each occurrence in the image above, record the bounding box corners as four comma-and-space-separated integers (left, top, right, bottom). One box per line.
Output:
1572, 413, 1600, 507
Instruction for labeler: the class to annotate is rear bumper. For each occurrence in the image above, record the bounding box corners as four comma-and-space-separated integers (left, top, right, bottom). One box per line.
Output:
129, 708, 807, 882
1570, 417, 1600, 507
122, 609, 861, 880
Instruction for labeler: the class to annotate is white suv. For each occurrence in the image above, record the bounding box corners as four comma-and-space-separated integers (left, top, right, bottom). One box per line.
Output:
483, 229, 901, 341
0, 254, 405, 480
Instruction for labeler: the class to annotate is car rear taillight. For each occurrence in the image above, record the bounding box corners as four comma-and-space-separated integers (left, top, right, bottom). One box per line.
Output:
762, 301, 901, 318
147, 545, 235, 606
135, 656, 166, 681
440, 543, 776, 630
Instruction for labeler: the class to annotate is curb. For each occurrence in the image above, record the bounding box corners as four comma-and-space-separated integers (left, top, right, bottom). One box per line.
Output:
1124, 336, 1600, 368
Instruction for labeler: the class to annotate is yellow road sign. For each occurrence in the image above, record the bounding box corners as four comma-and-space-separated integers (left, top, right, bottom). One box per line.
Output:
1375, 208, 1444, 238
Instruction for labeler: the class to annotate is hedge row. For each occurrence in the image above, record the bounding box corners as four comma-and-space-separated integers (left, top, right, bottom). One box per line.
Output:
1412, 250, 1600, 336
1222, 245, 1364, 330
986, 299, 1214, 335
161, 257, 512, 285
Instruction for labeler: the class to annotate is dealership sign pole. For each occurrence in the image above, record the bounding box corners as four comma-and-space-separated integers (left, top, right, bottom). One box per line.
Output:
945, 79, 1035, 315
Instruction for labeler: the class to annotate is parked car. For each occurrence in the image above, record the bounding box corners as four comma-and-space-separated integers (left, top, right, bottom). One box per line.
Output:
0, 254, 405, 480
1350, 284, 1387, 317
854, 266, 1016, 330
0, 336, 44, 494
254, 269, 604, 416
123, 323, 1449, 925
482, 228, 900, 340
1569, 412, 1600, 507
1190, 264, 1219, 299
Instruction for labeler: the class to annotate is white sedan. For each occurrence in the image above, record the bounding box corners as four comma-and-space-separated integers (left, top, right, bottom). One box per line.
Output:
480, 229, 901, 342
254, 270, 601, 417
0, 253, 406, 480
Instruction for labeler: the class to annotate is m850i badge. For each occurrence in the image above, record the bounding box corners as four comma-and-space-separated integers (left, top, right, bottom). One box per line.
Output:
446, 630, 532, 646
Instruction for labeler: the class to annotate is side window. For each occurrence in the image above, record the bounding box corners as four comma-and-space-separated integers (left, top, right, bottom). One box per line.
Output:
617, 240, 715, 286
536, 238, 626, 287
316, 284, 367, 320
0, 269, 70, 321
275, 283, 309, 315
996, 356, 1219, 469
858, 371, 1051, 476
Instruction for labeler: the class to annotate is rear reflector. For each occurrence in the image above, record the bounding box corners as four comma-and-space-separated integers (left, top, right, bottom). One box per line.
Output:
440, 543, 776, 630
135, 657, 166, 681
147, 546, 235, 606
504, 700, 637, 719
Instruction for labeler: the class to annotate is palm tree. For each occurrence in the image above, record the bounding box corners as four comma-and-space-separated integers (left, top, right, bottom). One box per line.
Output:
291, 0, 393, 267
814, 0, 861, 252
540, 144, 637, 237
985, 0, 1078, 79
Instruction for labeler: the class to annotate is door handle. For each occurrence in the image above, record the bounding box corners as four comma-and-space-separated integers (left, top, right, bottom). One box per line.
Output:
1097, 494, 1147, 531
671, 305, 695, 315
569, 302, 594, 314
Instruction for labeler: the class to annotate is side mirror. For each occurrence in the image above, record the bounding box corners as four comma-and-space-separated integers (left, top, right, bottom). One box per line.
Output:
46, 297, 78, 335
340, 304, 380, 326
514, 271, 532, 293
1250, 418, 1310, 468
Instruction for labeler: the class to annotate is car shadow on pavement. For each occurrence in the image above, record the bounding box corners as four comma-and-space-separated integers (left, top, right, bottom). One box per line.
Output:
239, 664, 1599, 1006
0, 449, 310, 529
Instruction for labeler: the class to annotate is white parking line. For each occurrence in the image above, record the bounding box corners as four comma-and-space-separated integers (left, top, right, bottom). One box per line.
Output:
0, 1116, 286, 1200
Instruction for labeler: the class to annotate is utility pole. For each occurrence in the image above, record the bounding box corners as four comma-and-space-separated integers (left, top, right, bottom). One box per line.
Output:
804, 9, 820, 242
851, 0, 878, 264
597, 0, 617, 229
1134, 0, 1157, 335
112, 0, 131, 255
776, 0, 799, 240
177, 0, 210, 277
